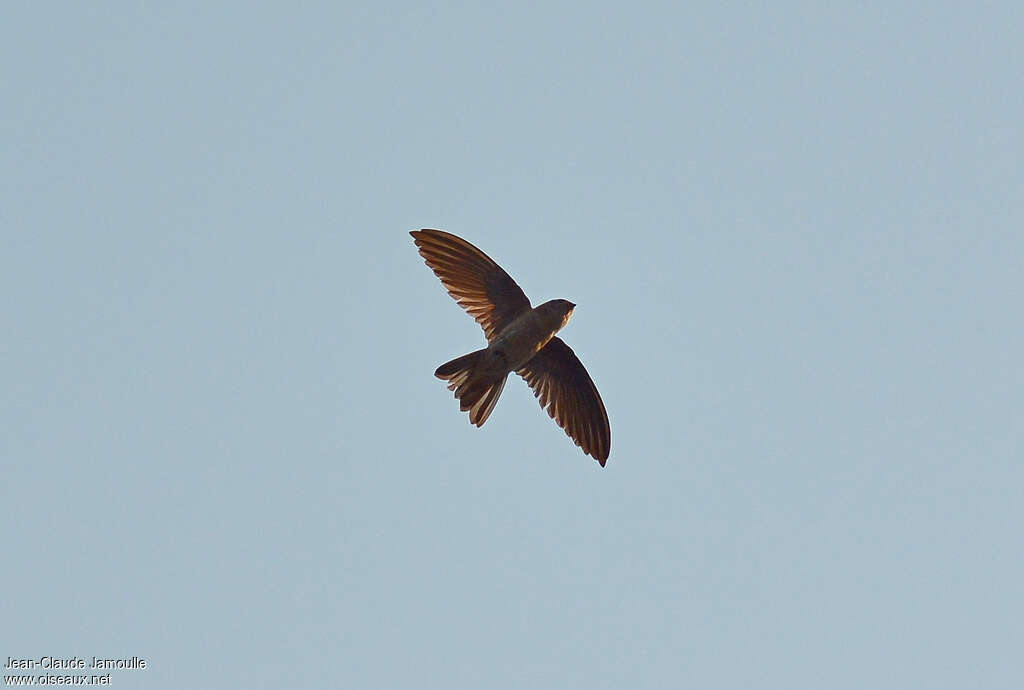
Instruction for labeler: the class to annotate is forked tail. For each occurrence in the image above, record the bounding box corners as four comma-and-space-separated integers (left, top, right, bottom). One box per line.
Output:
435, 349, 509, 427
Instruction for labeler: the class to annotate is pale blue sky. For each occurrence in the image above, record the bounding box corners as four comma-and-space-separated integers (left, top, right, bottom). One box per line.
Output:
3, 3, 1022, 688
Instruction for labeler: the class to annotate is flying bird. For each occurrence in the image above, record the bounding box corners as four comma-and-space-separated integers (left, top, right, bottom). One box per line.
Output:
410, 229, 611, 465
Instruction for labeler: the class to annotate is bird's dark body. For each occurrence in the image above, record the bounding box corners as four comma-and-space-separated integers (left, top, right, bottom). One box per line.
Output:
489, 299, 573, 370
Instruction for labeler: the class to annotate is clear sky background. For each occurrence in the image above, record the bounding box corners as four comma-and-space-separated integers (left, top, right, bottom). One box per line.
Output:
3, 3, 1022, 689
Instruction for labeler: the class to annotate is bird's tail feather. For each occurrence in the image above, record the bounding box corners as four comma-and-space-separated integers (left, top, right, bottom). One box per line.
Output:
435, 349, 508, 427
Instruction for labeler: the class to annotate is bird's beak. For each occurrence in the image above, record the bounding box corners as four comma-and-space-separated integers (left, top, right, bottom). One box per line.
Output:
563, 302, 576, 327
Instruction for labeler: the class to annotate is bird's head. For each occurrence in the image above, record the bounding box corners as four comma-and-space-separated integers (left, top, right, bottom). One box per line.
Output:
540, 298, 576, 330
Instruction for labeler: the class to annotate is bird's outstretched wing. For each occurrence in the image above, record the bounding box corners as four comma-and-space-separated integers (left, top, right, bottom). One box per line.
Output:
517, 337, 611, 465
410, 229, 531, 342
